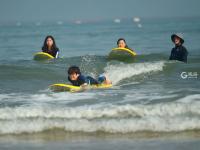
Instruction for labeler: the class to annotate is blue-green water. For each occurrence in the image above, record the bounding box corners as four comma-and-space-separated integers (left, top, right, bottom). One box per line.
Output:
0, 17, 199, 138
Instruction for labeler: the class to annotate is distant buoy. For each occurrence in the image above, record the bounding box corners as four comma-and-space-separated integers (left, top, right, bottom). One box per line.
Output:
114, 19, 121, 23
133, 17, 140, 23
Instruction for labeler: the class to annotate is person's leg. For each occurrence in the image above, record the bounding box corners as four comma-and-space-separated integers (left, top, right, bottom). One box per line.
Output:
98, 74, 112, 84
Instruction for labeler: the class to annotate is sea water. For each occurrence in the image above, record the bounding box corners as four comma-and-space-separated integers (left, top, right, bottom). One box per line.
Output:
0, 17, 200, 149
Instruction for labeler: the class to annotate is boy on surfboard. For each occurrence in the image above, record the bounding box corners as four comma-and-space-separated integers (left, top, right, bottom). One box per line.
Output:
68, 66, 112, 87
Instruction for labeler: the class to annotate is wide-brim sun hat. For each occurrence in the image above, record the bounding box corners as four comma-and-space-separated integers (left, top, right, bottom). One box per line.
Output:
171, 33, 184, 44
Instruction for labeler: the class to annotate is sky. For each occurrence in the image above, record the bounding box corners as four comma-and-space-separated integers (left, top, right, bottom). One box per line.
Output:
0, 0, 200, 22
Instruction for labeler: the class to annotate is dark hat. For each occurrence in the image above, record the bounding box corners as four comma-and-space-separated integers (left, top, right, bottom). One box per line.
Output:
171, 33, 184, 44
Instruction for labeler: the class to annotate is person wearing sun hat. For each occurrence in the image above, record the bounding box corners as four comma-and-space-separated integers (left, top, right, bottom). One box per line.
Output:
169, 33, 188, 63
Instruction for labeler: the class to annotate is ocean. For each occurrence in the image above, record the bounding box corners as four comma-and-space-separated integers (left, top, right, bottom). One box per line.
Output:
0, 17, 200, 150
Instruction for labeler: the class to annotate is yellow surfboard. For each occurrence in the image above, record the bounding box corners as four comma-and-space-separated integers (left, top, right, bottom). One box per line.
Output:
50, 83, 112, 92
34, 52, 54, 61
108, 47, 137, 61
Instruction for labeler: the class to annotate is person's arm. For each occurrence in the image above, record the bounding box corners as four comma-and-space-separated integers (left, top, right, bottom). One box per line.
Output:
182, 47, 188, 63
104, 75, 112, 84
125, 46, 133, 51
55, 51, 59, 58
70, 83, 88, 92
74, 81, 88, 92
42, 47, 46, 52
80, 84, 90, 91
169, 48, 174, 60
68, 76, 88, 92
76, 75, 89, 87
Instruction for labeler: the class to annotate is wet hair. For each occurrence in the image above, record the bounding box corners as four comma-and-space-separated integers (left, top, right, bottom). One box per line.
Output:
117, 38, 129, 48
68, 66, 81, 75
42, 35, 58, 51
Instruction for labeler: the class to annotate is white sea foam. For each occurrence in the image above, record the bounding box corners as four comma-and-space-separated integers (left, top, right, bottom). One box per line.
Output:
177, 94, 200, 103
0, 92, 95, 102
123, 93, 178, 104
104, 61, 165, 85
1, 100, 200, 134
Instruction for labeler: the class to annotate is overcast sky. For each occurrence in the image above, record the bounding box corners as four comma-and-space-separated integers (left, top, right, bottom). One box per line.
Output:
0, 0, 199, 22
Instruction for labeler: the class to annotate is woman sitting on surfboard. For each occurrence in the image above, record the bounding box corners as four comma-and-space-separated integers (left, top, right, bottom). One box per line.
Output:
117, 38, 133, 51
42, 35, 59, 58
68, 66, 112, 86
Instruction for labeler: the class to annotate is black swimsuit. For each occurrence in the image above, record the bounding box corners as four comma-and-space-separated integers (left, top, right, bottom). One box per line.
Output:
169, 45, 188, 63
